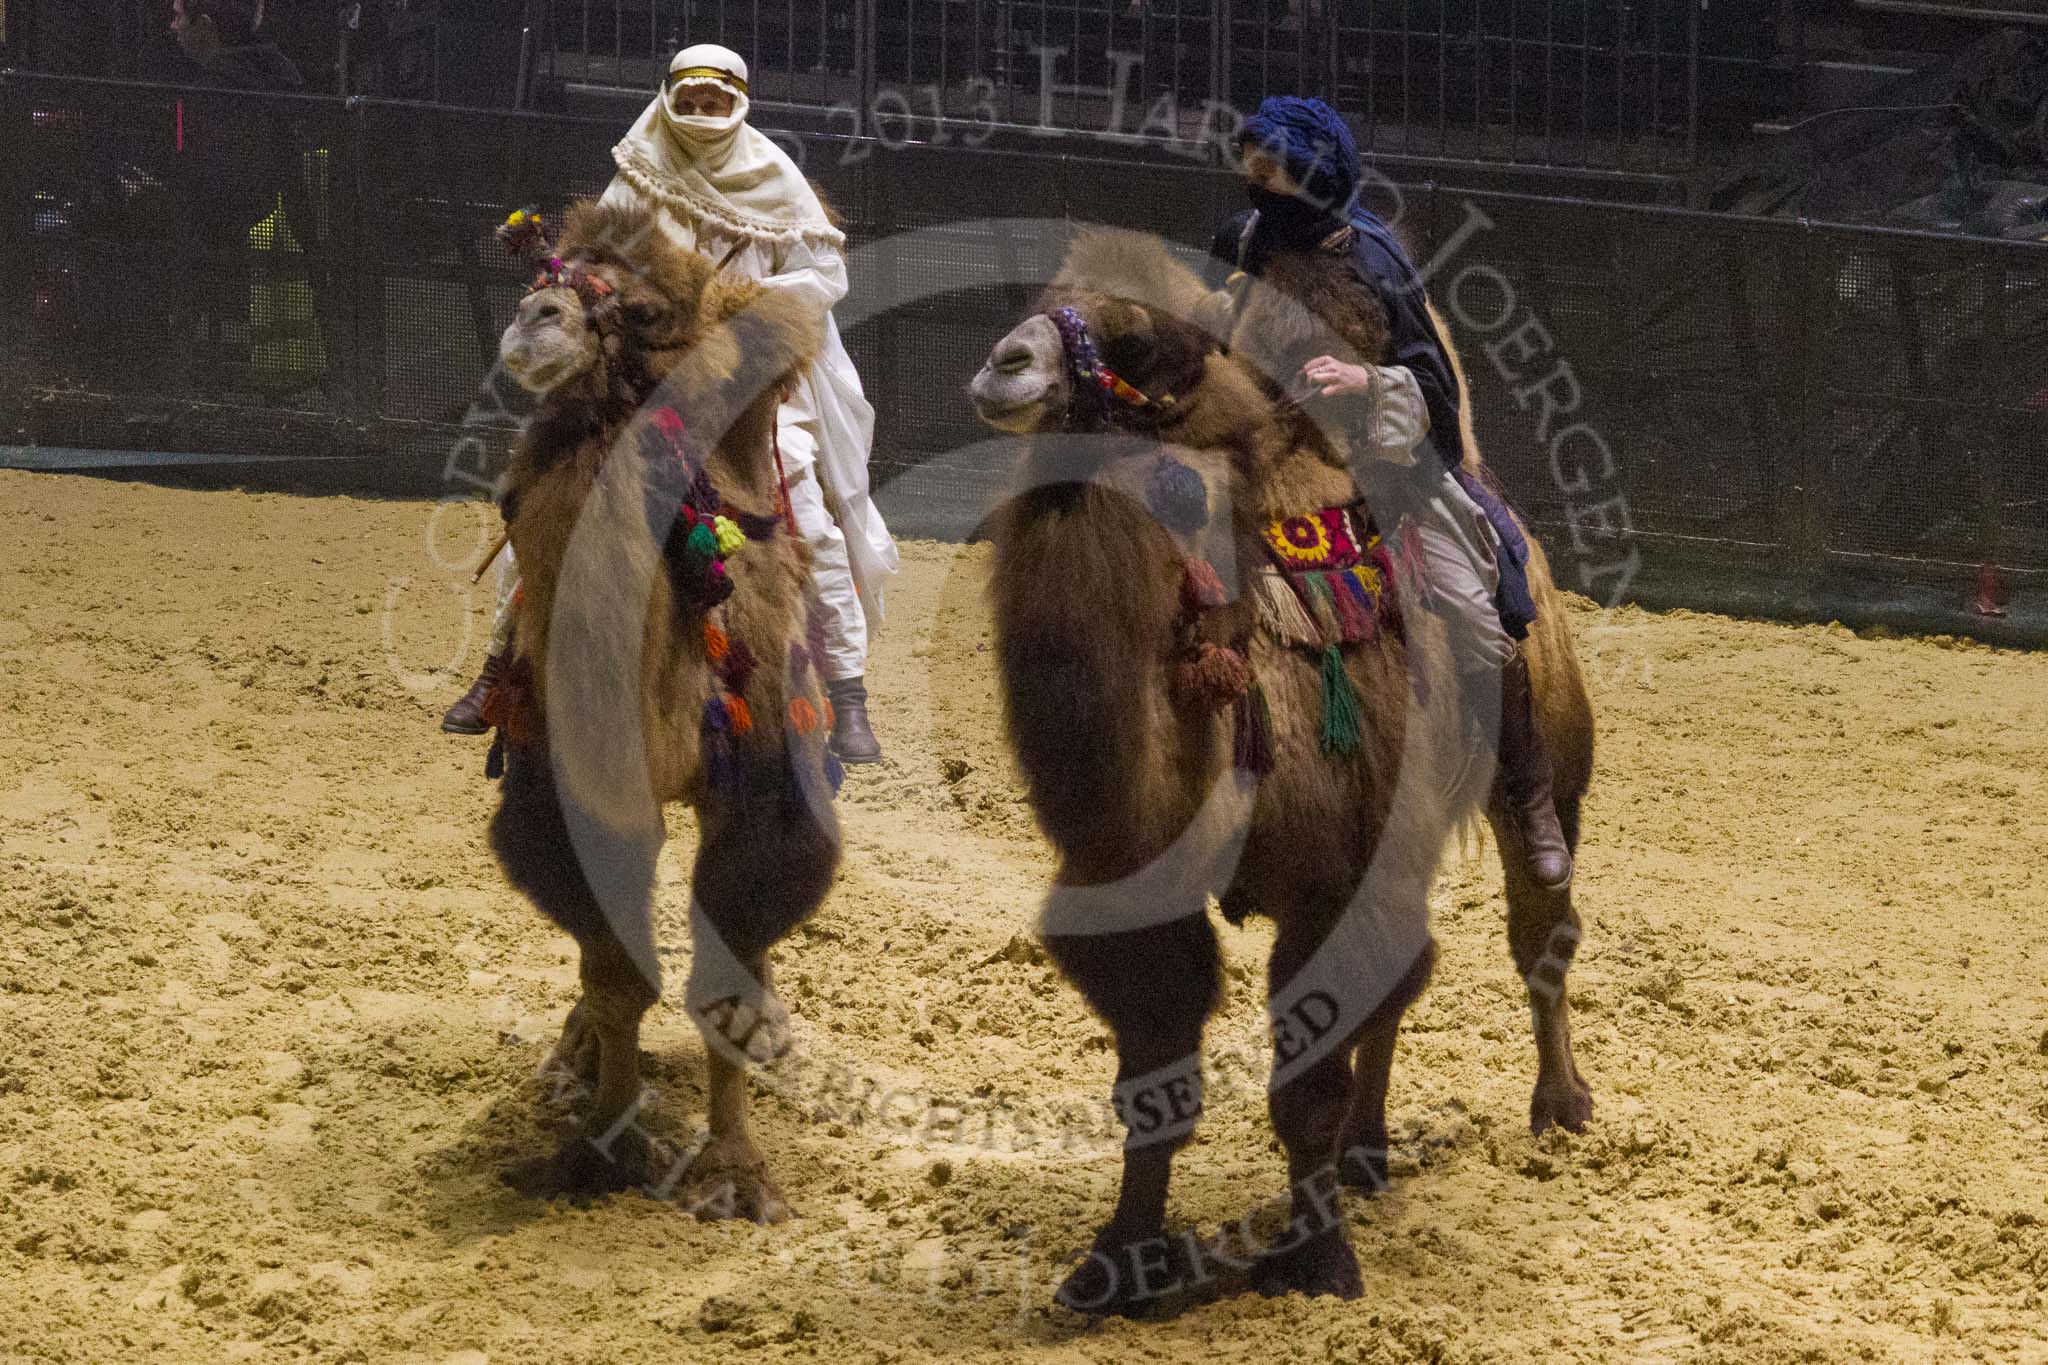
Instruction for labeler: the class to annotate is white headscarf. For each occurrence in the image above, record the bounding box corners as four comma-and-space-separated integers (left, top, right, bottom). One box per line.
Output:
610, 44, 843, 250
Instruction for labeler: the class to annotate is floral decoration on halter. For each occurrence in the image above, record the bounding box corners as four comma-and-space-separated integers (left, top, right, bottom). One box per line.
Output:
498, 208, 615, 307
1046, 305, 1178, 430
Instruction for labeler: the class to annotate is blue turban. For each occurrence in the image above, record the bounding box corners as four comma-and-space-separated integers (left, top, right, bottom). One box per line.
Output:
1239, 97, 1361, 217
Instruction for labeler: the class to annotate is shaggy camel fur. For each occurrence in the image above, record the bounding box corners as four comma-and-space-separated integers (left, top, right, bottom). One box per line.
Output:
970, 230, 1593, 1314
486, 201, 839, 1220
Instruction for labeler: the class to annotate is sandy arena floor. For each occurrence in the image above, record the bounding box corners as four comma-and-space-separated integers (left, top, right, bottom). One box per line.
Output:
2, 469, 2045, 1364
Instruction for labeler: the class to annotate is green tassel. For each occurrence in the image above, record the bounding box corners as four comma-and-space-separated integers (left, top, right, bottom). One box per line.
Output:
686, 522, 719, 559
1318, 644, 1363, 756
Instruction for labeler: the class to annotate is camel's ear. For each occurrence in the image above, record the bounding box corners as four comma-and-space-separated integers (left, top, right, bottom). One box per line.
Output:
1053, 228, 1211, 327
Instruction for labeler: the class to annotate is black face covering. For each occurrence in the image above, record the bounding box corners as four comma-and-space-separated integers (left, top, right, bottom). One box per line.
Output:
1245, 183, 1338, 259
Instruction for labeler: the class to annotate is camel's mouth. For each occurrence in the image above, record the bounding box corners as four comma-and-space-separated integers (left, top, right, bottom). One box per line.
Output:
971, 391, 1052, 433
506, 354, 574, 395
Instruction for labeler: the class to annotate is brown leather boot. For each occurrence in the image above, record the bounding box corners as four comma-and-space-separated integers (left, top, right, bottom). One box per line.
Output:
1496, 651, 1573, 891
826, 676, 882, 765
440, 650, 508, 735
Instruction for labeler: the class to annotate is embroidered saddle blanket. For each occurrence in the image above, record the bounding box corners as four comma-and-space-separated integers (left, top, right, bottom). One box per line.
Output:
1250, 501, 1415, 651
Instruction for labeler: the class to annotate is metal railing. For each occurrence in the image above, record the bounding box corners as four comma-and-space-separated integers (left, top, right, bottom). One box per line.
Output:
537, 0, 1737, 171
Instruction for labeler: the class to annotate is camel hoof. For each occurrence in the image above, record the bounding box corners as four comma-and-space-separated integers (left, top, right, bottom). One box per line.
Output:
504, 1125, 654, 1200
678, 1142, 789, 1224
1530, 1075, 1594, 1135
1335, 1142, 1391, 1194
1251, 1226, 1363, 1302
1052, 1231, 1186, 1318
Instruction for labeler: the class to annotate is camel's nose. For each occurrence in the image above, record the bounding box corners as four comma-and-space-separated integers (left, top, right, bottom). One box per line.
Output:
990, 338, 1036, 376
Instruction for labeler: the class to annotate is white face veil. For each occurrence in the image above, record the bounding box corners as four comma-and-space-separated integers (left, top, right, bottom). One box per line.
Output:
610, 44, 842, 249
659, 44, 750, 164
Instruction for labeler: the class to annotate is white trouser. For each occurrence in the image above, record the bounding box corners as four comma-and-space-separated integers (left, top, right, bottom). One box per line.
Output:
487, 544, 518, 656
779, 415, 868, 684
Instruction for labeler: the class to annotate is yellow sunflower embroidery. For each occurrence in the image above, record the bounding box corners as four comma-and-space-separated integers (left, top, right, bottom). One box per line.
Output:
1266, 515, 1332, 565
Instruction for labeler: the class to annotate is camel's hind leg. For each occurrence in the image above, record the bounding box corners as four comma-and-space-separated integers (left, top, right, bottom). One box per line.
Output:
678, 760, 840, 1223
491, 740, 664, 1195
1489, 802, 1594, 1135
1258, 923, 1435, 1299
1042, 909, 1220, 1317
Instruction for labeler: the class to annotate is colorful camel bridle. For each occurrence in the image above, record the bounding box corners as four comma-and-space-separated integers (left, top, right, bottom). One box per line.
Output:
1045, 305, 1179, 430
499, 208, 615, 308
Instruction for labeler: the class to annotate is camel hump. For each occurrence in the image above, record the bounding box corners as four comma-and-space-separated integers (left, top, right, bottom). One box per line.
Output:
1053, 227, 1213, 324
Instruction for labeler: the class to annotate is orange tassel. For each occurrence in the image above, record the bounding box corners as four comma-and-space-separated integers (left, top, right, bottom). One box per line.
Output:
789, 697, 819, 736
726, 694, 753, 736
704, 621, 730, 661
822, 699, 836, 730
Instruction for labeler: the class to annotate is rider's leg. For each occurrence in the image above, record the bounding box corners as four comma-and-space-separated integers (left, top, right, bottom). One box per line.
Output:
778, 417, 881, 765
443, 545, 517, 735
1411, 479, 1572, 890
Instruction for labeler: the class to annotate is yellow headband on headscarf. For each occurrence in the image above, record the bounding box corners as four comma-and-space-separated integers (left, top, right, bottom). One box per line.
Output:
667, 65, 747, 95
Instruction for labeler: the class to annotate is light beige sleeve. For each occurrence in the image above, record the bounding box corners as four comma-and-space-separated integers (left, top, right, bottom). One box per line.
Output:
1361, 363, 1430, 466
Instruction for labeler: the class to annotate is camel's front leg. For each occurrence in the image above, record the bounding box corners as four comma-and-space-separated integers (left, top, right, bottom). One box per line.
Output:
490, 738, 664, 1196
678, 774, 840, 1223
1042, 907, 1221, 1318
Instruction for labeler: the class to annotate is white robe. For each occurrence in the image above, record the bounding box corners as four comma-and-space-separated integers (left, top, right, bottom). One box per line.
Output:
598, 174, 899, 659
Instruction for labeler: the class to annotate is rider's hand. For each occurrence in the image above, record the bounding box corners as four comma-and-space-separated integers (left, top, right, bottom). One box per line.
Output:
1303, 355, 1374, 399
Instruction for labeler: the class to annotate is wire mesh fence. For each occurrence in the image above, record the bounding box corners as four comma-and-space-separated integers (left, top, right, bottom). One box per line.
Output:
5, 69, 2045, 631
535, 0, 1748, 172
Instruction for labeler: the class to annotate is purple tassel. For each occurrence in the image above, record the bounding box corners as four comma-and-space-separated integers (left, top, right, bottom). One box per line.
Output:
1233, 680, 1276, 777
1344, 567, 1380, 640
703, 695, 741, 795
825, 750, 846, 795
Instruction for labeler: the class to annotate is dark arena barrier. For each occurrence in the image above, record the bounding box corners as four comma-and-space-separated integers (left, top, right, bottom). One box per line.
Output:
4, 70, 2045, 639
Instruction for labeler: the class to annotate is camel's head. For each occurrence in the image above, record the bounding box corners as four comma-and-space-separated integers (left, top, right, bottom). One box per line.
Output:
500, 284, 603, 394
972, 229, 1220, 436
497, 201, 715, 399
